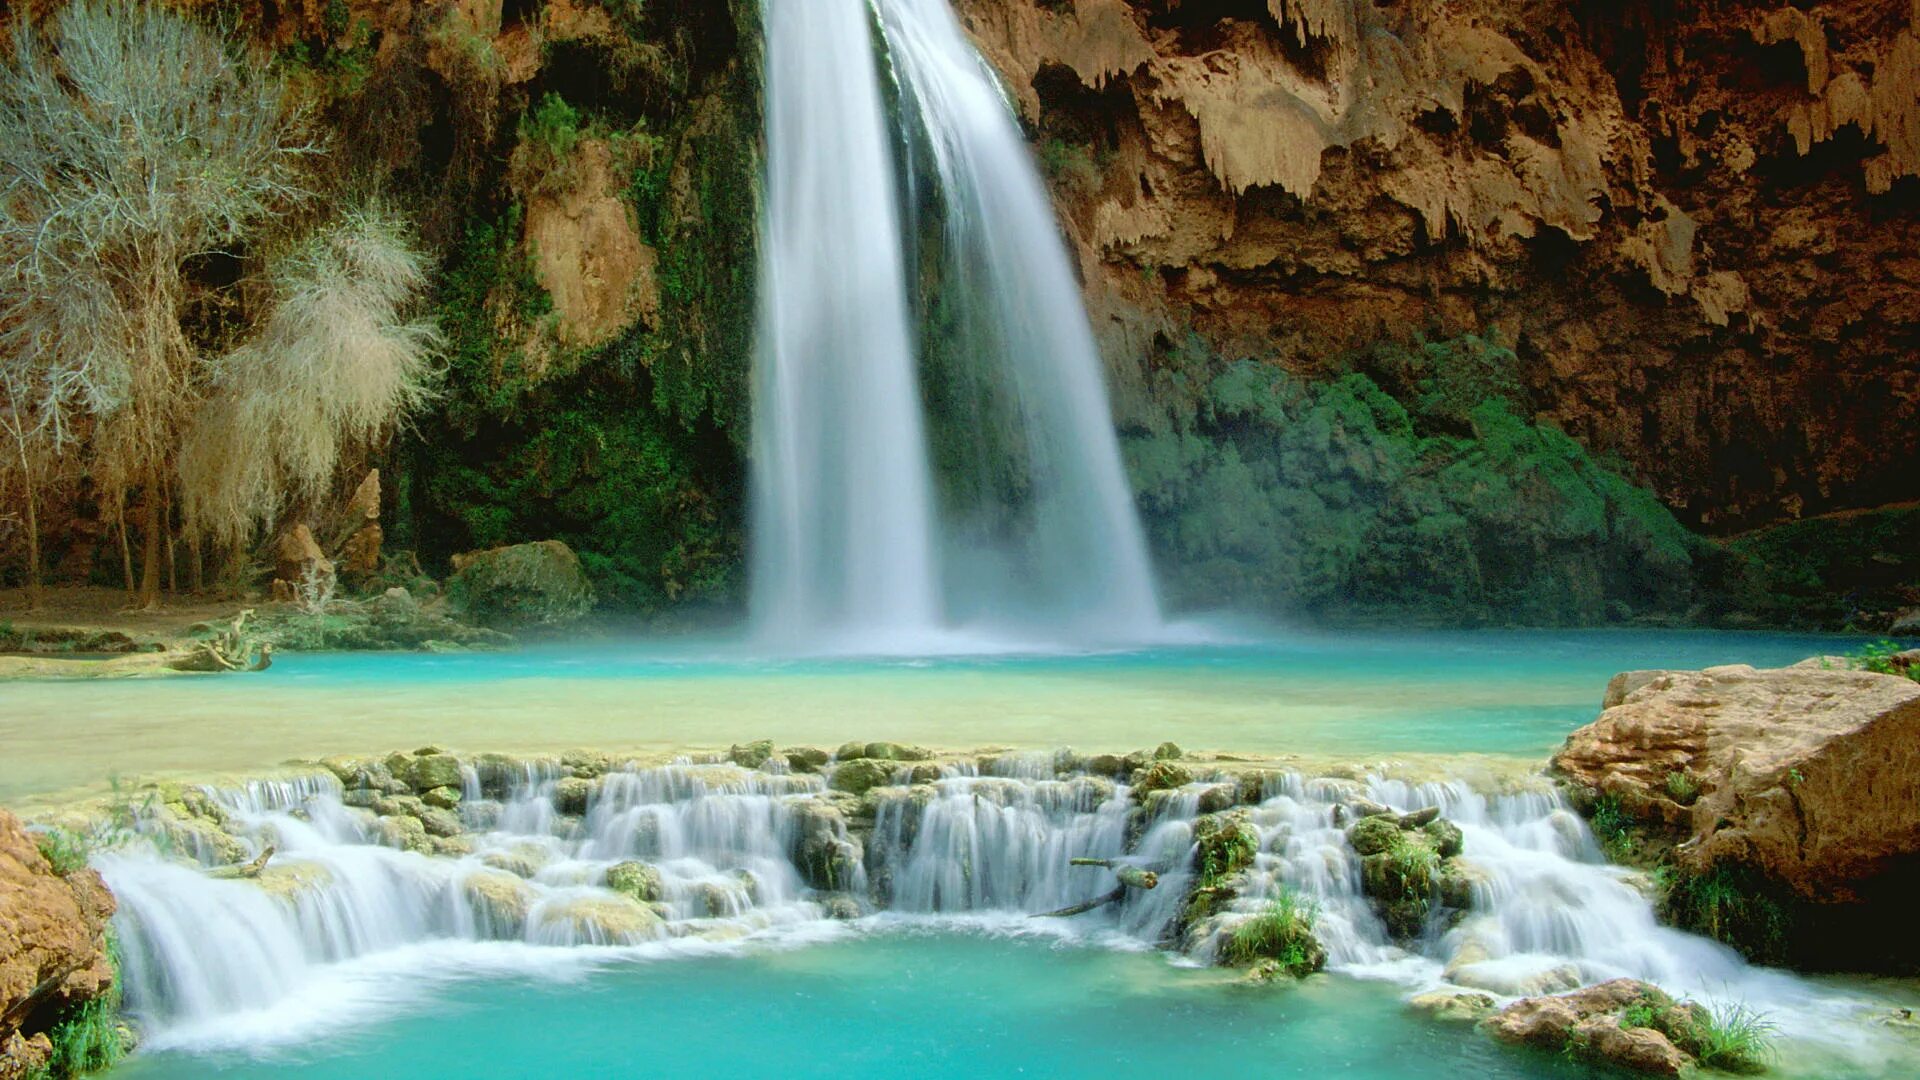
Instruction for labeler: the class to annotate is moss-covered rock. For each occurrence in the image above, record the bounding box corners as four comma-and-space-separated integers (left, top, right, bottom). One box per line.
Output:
553, 776, 595, 816
408, 753, 464, 792
828, 759, 894, 797
446, 540, 595, 629
1130, 760, 1192, 800
1347, 812, 1473, 939
727, 740, 775, 768
781, 746, 829, 773
605, 860, 663, 904
463, 870, 537, 937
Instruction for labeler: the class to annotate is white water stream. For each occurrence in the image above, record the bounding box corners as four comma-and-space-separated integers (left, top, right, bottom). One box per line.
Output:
92, 756, 1899, 1070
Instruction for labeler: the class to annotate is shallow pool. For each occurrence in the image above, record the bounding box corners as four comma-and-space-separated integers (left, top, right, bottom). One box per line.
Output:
0, 628, 1855, 801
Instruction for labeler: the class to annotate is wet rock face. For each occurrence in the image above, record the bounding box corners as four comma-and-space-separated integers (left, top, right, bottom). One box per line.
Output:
0, 810, 116, 1077
1556, 661, 1920, 970
957, 0, 1920, 532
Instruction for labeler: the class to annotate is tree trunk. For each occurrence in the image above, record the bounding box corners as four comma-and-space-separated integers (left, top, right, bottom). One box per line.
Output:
138, 488, 162, 611
22, 484, 43, 612
115, 496, 135, 599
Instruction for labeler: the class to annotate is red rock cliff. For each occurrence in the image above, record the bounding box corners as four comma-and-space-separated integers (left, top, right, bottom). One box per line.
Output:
956, 0, 1920, 532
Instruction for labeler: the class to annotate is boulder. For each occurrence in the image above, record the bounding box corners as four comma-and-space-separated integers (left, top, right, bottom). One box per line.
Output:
1482, 980, 1698, 1077
408, 754, 464, 793
1408, 990, 1496, 1023
780, 747, 829, 773
535, 895, 662, 945
463, 870, 536, 937
553, 776, 595, 816
272, 522, 334, 595
1554, 661, 1920, 969
828, 759, 894, 797
727, 741, 775, 769
446, 540, 595, 629
0, 812, 117, 1079
604, 861, 663, 904
1130, 760, 1192, 800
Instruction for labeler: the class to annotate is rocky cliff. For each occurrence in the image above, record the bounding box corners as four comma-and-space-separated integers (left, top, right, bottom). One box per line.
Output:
955, 0, 1920, 534
0, 811, 118, 1078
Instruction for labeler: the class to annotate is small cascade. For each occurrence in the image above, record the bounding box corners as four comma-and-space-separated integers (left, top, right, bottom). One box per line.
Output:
93, 754, 1868, 1055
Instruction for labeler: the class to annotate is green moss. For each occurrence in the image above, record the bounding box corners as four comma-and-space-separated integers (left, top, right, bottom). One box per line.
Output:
1660, 864, 1793, 966
1124, 332, 1711, 625
1713, 505, 1920, 630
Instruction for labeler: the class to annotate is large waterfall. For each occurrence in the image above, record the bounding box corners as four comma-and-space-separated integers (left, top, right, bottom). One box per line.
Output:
750, 0, 1161, 651
97, 757, 1880, 1060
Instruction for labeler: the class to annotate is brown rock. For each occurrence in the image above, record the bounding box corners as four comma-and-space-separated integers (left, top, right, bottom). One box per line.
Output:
0, 810, 116, 1070
1554, 663, 1920, 902
959, 0, 1920, 530
272, 523, 335, 594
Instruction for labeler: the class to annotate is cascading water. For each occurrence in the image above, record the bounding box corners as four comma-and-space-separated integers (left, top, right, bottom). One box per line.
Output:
94, 754, 1894, 1066
750, 0, 1161, 650
752, 0, 942, 645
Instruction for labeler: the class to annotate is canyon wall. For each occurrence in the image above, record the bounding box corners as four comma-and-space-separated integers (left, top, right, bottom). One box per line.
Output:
955, 0, 1920, 533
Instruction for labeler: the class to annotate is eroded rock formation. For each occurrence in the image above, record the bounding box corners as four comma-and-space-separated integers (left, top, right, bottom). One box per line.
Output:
0, 810, 116, 1079
957, 0, 1920, 533
1554, 660, 1920, 969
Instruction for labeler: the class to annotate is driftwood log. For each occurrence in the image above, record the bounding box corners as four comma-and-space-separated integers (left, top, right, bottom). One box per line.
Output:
166, 609, 272, 673
1036, 858, 1160, 918
208, 846, 274, 879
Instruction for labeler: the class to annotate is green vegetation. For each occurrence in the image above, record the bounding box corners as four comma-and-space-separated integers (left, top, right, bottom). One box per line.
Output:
1848, 639, 1919, 681
1037, 138, 1104, 197
1218, 890, 1325, 976
1683, 1000, 1776, 1074
1586, 794, 1640, 861
1664, 770, 1701, 805
1715, 505, 1920, 630
33, 827, 91, 875
1125, 332, 1703, 625
1660, 864, 1792, 966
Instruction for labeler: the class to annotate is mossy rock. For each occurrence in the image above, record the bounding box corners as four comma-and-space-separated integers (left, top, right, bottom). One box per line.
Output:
781, 746, 829, 773
464, 870, 537, 936
538, 895, 663, 944
421, 785, 463, 810
829, 758, 894, 797
1346, 815, 1401, 856
1424, 818, 1464, 858
553, 776, 595, 816
605, 860, 664, 904
1153, 742, 1183, 760
446, 540, 596, 629
728, 740, 775, 768
1131, 760, 1193, 800
409, 753, 464, 792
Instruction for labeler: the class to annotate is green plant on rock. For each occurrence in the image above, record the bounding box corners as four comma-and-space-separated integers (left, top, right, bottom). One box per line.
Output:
1664, 770, 1701, 805
23, 930, 126, 1080
1661, 864, 1791, 965
1588, 794, 1640, 861
1682, 999, 1776, 1074
1849, 639, 1919, 681
33, 827, 91, 875
1218, 889, 1325, 976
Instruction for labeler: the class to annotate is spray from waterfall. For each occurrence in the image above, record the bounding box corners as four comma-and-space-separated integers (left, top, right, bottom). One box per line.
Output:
750, 0, 1161, 652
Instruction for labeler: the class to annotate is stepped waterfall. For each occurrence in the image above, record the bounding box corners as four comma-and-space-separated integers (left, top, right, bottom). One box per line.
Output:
99, 757, 1863, 1055
750, 0, 1160, 651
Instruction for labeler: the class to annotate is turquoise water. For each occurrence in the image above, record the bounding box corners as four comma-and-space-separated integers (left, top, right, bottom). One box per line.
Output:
0, 628, 1863, 800
110, 931, 1607, 1079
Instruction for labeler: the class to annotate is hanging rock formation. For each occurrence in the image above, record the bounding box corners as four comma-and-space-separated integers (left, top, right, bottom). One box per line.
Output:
954, 0, 1920, 533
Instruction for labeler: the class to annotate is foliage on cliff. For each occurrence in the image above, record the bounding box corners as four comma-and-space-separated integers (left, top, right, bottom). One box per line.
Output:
391, 0, 760, 617
1126, 334, 1701, 624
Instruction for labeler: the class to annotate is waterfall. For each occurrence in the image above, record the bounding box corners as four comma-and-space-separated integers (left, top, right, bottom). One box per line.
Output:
94, 758, 1879, 1059
750, 0, 1161, 651
752, 0, 942, 646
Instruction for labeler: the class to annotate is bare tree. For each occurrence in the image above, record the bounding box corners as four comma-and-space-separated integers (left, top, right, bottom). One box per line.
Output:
178, 205, 442, 551
0, 0, 314, 609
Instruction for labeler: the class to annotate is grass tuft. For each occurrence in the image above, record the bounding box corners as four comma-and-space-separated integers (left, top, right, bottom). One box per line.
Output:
1685, 999, 1776, 1074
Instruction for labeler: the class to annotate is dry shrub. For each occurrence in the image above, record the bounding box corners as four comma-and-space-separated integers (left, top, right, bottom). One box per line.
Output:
178, 206, 442, 548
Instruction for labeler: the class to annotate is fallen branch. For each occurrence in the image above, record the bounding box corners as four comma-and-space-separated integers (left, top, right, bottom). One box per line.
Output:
208, 845, 274, 879
1037, 858, 1159, 918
